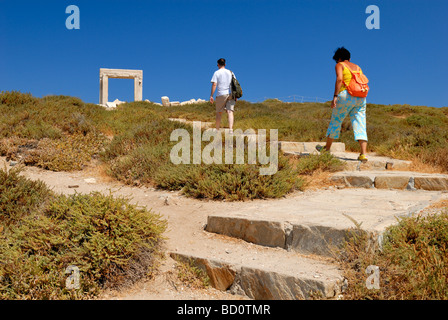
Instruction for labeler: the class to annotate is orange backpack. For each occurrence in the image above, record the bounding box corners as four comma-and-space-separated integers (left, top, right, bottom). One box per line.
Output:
340, 63, 370, 98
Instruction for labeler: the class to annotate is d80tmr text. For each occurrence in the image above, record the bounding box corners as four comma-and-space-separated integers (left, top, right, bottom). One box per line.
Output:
222, 304, 270, 315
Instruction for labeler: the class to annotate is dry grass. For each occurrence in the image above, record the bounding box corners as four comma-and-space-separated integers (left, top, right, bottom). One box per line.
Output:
300, 169, 338, 190
407, 160, 446, 174
81, 159, 118, 184
174, 258, 210, 289
390, 155, 448, 174
421, 199, 448, 213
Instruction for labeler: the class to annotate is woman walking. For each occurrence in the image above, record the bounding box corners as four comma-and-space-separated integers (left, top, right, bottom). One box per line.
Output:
317, 47, 369, 162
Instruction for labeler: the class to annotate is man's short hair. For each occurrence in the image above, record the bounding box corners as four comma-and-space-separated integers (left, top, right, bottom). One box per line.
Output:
332, 47, 351, 62
217, 58, 226, 66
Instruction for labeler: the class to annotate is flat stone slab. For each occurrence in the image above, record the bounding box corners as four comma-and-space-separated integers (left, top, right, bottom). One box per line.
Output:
331, 171, 448, 191
280, 147, 412, 172
279, 141, 345, 155
374, 175, 411, 189
331, 152, 413, 171
170, 252, 238, 291
205, 216, 286, 248
170, 250, 343, 300
414, 176, 448, 191
206, 188, 446, 256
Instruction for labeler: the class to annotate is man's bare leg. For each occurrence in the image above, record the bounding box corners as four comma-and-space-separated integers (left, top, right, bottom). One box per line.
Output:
216, 112, 222, 130
227, 110, 234, 131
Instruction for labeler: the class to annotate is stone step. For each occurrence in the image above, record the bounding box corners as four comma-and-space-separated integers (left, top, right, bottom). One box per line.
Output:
331, 152, 413, 171
205, 215, 350, 258
280, 144, 413, 172
331, 170, 448, 191
169, 249, 343, 300
279, 141, 345, 154
205, 188, 444, 257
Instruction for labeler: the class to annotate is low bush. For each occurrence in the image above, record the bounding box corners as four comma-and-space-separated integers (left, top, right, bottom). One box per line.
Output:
0, 91, 109, 171
0, 166, 167, 299
338, 210, 448, 299
102, 118, 191, 185
155, 158, 303, 201
101, 112, 305, 200
295, 152, 346, 175
175, 258, 210, 289
0, 164, 53, 226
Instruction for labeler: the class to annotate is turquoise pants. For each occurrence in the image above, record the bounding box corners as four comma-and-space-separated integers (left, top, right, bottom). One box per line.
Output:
326, 90, 367, 141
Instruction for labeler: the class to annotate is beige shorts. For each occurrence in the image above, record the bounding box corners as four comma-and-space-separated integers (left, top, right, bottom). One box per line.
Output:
215, 94, 235, 113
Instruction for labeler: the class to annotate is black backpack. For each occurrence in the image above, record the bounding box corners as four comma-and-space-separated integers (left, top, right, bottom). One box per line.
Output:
229, 70, 243, 99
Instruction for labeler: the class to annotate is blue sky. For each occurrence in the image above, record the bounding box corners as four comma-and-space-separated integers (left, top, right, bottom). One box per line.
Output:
1, 0, 447, 107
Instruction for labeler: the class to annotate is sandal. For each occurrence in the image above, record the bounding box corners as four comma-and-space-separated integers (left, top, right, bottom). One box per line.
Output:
357, 154, 368, 163
315, 145, 327, 152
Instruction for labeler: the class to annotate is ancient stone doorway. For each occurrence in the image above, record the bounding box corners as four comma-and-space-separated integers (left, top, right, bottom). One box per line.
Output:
99, 68, 143, 105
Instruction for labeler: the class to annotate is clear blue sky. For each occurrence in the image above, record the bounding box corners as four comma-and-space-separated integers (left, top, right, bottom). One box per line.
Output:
1, 0, 447, 107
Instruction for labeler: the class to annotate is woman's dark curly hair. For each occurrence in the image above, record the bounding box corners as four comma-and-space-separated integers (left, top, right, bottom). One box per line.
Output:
333, 47, 351, 62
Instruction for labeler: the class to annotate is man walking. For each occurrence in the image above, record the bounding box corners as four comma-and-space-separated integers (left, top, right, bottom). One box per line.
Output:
210, 58, 236, 133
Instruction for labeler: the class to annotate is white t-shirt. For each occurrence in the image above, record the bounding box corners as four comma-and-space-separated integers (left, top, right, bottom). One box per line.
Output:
211, 68, 233, 97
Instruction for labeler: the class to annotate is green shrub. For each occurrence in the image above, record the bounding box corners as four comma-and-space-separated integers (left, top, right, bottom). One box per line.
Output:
102, 118, 191, 185
155, 158, 303, 201
338, 210, 448, 300
175, 258, 210, 289
295, 152, 346, 175
0, 92, 104, 140
381, 212, 448, 299
406, 114, 434, 128
0, 92, 109, 171
101, 111, 304, 200
0, 167, 167, 300
0, 165, 53, 226
0, 91, 38, 107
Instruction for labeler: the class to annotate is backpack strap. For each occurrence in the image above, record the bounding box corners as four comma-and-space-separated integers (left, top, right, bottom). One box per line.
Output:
340, 62, 361, 74
228, 70, 234, 98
